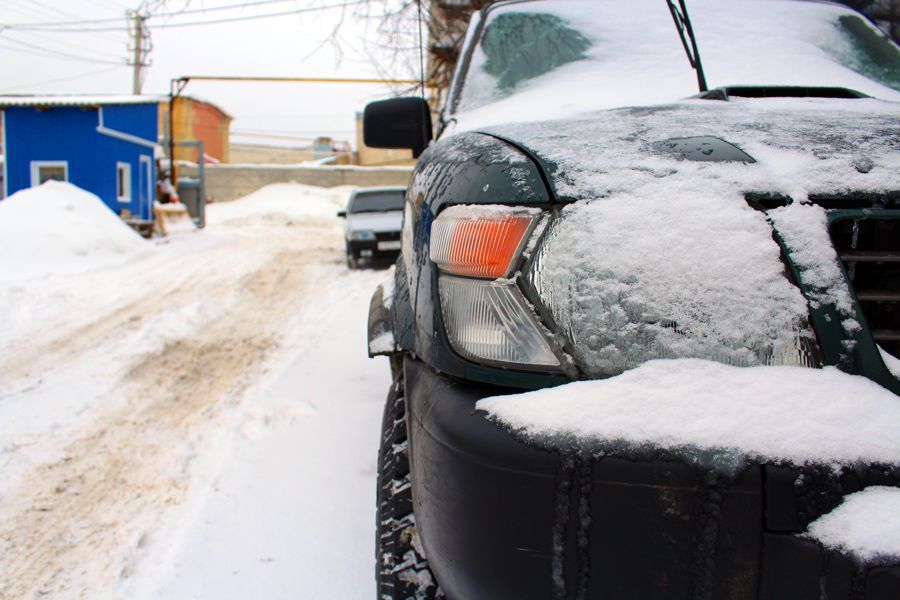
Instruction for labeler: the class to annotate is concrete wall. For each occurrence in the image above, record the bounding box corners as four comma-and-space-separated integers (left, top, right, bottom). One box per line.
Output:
182, 164, 414, 202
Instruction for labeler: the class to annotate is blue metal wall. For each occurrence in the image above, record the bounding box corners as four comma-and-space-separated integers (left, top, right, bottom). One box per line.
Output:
3, 103, 158, 220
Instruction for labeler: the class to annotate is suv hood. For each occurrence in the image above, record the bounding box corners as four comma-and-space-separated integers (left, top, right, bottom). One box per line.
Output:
483, 97, 900, 201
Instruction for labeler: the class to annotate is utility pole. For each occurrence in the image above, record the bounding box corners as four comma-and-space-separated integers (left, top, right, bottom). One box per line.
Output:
129, 11, 150, 94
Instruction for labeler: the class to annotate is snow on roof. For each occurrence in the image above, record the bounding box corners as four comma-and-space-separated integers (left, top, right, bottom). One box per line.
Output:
804, 486, 900, 565
477, 359, 900, 473
0, 181, 148, 282
0, 94, 165, 107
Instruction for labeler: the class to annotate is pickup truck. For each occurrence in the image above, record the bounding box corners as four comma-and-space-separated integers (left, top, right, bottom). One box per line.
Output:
364, 1, 900, 598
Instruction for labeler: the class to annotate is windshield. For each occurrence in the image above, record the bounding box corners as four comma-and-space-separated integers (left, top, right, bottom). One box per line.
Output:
349, 190, 405, 213
452, 0, 900, 125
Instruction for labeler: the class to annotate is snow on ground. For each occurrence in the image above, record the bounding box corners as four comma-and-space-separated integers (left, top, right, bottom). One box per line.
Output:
804, 486, 900, 565
0, 182, 386, 598
477, 359, 900, 473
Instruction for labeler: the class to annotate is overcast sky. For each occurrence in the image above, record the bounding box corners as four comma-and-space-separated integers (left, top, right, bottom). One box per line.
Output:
0, 0, 423, 148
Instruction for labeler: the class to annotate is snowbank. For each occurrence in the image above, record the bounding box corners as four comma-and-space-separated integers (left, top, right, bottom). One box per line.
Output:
206, 182, 351, 228
805, 486, 900, 565
0, 181, 147, 282
477, 359, 900, 472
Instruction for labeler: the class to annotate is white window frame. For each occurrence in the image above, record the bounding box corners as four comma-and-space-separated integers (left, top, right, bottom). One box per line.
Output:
116, 161, 131, 202
30, 160, 68, 187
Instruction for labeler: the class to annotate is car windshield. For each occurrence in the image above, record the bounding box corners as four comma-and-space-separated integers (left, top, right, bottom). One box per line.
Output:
453, 0, 900, 125
349, 190, 405, 213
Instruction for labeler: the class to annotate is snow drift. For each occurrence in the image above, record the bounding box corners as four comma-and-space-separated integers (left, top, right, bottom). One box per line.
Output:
0, 181, 147, 282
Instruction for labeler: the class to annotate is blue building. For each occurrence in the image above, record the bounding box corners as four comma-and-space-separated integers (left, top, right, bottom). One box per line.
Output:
0, 95, 159, 221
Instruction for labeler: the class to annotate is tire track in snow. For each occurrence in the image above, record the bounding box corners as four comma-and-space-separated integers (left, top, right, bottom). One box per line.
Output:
0, 232, 347, 598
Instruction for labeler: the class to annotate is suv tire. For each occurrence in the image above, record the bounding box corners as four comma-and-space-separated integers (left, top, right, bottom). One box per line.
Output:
376, 370, 441, 600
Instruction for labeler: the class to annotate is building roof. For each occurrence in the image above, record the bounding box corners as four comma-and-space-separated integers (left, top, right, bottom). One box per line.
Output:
0, 94, 165, 108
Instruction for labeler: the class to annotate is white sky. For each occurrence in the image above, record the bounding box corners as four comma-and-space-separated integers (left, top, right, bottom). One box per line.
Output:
0, 0, 424, 148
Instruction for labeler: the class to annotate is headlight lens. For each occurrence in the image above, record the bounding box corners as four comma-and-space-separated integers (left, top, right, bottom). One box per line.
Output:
439, 276, 561, 368
350, 230, 376, 241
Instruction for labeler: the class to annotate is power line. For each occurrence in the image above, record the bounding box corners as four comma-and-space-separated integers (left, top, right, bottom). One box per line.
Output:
3, 29, 124, 61
0, 0, 367, 31
0, 65, 124, 92
0, 37, 127, 65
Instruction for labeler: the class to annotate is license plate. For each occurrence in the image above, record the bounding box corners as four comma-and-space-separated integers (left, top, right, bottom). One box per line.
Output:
377, 241, 401, 251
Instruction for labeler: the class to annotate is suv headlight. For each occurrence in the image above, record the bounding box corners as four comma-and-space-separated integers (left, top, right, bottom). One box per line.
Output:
350, 230, 376, 241
430, 205, 565, 370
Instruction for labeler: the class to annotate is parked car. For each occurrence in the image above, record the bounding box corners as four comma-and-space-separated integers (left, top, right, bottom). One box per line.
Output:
337, 186, 406, 268
364, 1, 900, 598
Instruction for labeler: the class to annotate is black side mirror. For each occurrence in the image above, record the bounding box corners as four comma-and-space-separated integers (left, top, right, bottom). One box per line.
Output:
337, 210, 347, 218
363, 97, 433, 158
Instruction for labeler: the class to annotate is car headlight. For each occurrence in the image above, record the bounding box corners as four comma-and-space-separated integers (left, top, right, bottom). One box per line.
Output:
430, 205, 565, 370
350, 230, 376, 241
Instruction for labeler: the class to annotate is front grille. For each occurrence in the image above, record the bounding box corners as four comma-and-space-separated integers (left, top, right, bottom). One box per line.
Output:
830, 217, 900, 357
375, 231, 401, 242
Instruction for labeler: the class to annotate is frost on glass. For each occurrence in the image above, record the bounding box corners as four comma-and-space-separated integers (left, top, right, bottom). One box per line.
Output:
824, 15, 900, 91
458, 11, 590, 112
526, 196, 817, 377
439, 276, 560, 367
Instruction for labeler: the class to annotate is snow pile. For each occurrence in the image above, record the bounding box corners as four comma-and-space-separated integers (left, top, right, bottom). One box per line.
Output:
0, 181, 147, 282
477, 359, 900, 472
805, 486, 900, 565
528, 192, 811, 376
206, 182, 350, 229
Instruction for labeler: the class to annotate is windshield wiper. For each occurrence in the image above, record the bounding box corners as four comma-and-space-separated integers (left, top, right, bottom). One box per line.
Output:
666, 0, 708, 92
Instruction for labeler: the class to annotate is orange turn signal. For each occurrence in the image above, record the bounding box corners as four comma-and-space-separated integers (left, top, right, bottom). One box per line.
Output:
430, 205, 540, 279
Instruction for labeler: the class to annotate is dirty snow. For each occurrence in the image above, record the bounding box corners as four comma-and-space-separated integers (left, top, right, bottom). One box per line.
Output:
0, 182, 386, 598
804, 486, 900, 565
477, 359, 900, 472
0, 181, 148, 282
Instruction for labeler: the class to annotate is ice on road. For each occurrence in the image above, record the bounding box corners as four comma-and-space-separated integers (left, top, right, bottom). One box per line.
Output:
0, 183, 389, 598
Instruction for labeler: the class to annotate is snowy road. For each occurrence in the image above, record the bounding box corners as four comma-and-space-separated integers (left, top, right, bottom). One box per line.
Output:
0, 183, 389, 598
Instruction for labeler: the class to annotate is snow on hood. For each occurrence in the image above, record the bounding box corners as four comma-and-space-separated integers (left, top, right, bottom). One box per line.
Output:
0, 181, 147, 282
477, 359, 900, 473
483, 98, 900, 202
804, 486, 900, 566
345, 211, 403, 235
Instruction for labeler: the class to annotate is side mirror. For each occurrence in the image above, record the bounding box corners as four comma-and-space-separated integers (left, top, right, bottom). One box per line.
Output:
363, 97, 433, 158
337, 210, 347, 218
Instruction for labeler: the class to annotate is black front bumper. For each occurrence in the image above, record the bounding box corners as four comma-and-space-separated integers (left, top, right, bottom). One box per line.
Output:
347, 231, 401, 262
403, 358, 900, 600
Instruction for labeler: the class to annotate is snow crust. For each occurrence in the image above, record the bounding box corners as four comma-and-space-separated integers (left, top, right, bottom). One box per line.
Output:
453, 0, 900, 130
368, 331, 395, 355
529, 193, 811, 375
0, 181, 148, 282
804, 486, 900, 565
477, 359, 900, 472
880, 346, 900, 377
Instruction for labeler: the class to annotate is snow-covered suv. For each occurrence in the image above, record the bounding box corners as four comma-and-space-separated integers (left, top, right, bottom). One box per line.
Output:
365, 1, 900, 598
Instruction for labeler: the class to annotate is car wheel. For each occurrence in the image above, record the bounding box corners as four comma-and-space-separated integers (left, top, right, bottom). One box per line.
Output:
376, 369, 441, 600
347, 251, 358, 270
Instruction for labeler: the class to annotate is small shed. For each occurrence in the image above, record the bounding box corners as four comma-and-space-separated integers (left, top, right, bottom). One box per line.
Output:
0, 95, 158, 221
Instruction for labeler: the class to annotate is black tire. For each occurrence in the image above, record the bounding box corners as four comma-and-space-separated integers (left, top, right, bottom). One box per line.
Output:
346, 249, 358, 269
376, 370, 441, 600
